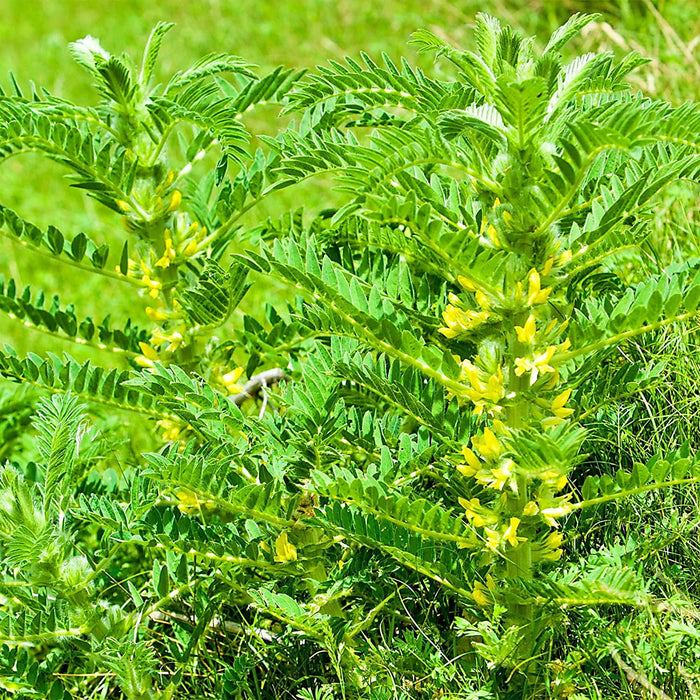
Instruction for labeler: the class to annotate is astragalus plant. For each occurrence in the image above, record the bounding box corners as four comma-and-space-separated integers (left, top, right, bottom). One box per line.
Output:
228, 11, 700, 698
0, 12, 699, 700
0, 22, 305, 700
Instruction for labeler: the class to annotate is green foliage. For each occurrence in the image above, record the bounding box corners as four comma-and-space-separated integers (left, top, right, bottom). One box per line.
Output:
0, 13, 698, 700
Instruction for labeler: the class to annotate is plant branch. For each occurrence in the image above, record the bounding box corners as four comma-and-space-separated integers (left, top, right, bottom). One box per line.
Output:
231, 368, 289, 406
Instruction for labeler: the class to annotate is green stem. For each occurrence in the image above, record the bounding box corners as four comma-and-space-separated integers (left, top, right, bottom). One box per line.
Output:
571, 476, 700, 510
502, 316, 538, 667
559, 310, 700, 363
1, 232, 142, 287
4, 310, 139, 358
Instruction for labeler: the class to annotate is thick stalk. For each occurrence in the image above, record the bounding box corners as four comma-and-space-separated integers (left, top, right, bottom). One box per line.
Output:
504, 317, 537, 674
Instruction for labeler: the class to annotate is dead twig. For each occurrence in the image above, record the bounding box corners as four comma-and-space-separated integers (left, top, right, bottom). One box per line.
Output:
231, 368, 289, 407
611, 649, 672, 700
149, 609, 278, 643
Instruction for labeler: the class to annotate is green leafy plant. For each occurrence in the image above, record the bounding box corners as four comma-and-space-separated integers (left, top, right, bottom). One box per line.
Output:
229, 11, 700, 697
0, 13, 699, 700
0, 23, 308, 700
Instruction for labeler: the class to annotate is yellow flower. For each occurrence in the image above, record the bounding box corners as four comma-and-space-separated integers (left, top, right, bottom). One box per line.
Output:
156, 419, 181, 442
481, 458, 515, 491
514, 345, 558, 384
221, 367, 245, 394
542, 257, 554, 276
546, 532, 564, 549
547, 388, 575, 424
551, 388, 573, 415
484, 518, 526, 552
274, 531, 298, 563
139, 261, 163, 298
135, 342, 159, 369
471, 427, 502, 460
557, 249, 572, 266
155, 231, 176, 269
138, 342, 158, 360
484, 527, 501, 552
459, 497, 481, 525
542, 548, 563, 561
486, 224, 500, 247
146, 276, 162, 298
491, 419, 507, 434
459, 361, 506, 415
458, 497, 497, 528
481, 370, 506, 403
438, 305, 489, 338
140, 260, 163, 299
183, 239, 198, 257
540, 532, 565, 561
540, 503, 573, 527
502, 210, 513, 227
459, 359, 483, 388
543, 370, 561, 390
167, 189, 182, 213
475, 290, 491, 311
457, 447, 482, 477
542, 388, 575, 427
146, 306, 168, 322
523, 501, 539, 516
150, 327, 184, 352
457, 275, 479, 292
527, 268, 552, 305
515, 314, 537, 344
503, 517, 525, 548
538, 468, 568, 491
472, 580, 490, 606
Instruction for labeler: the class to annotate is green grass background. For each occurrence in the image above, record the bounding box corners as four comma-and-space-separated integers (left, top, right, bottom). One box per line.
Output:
0, 0, 695, 100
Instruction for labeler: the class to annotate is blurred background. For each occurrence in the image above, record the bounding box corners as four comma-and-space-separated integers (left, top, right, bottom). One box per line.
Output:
0, 0, 697, 357
1, 0, 696, 102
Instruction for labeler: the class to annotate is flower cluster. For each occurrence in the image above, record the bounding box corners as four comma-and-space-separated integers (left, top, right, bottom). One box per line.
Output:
134, 318, 189, 370
459, 427, 516, 492
437, 238, 579, 600
514, 338, 571, 386
439, 292, 492, 338
458, 361, 506, 415
156, 418, 184, 442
